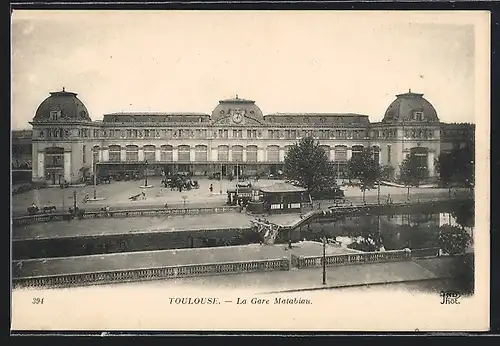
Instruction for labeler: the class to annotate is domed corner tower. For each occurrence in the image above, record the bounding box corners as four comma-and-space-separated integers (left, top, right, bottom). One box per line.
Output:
374, 90, 441, 179
33, 88, 92, 123
210, 95, 264, 125
381, 90, 440, 125
31, 88, 94, 185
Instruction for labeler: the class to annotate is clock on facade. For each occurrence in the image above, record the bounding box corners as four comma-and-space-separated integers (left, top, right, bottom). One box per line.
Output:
231, 109, 245, 124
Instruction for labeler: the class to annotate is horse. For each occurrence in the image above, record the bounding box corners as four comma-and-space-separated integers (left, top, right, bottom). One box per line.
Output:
42, 206, 57, 213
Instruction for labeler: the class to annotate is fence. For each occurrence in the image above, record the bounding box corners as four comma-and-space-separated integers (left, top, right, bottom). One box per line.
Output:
13, 257, 290, 289
291, 249, 412, 269
12, 206, 240, 226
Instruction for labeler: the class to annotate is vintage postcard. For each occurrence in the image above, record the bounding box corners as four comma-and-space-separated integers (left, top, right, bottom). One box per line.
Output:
11, 10, 490, 332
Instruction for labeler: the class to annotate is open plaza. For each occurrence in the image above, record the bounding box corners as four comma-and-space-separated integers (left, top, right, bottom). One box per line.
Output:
12, 178, 470, 240
12, 177, 466, 216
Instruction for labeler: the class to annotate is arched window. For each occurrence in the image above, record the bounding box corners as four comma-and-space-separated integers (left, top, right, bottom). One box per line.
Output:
246, 145, 257, 162
126, 145, 139, 162
195, 145, 208, 162
334, 145, 347, 162
143, 145, 156, 162
232, 145, 243, 162
372, 145, 380, 164
351, 145, 364, 160
109, 145, 121, 162
45, 147, 64, 168
266, 145, 279, 162
319, 145, 330, 160
160, 145, 173, 162
178, 145, 190, 162
92, 146, 100, 164
284, 145, 293, 156
410, 147, 429, 172
218, 145, 229, 162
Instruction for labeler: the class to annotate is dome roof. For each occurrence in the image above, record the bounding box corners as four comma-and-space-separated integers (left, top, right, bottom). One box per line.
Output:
382, 90, 439, 124
211, 95, 264, 121
33, 88, 91, 122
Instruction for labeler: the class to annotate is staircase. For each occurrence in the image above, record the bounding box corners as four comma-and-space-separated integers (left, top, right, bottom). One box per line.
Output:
250, 219, 282, 245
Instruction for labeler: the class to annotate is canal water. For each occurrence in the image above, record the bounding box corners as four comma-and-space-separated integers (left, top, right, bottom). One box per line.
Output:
297, 210, 474, 252
13, 199, 474, 260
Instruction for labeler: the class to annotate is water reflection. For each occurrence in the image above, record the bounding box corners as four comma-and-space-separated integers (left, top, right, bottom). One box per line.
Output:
298, 200, 474, 253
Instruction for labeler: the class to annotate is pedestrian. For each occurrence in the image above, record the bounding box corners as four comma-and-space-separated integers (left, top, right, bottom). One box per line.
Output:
209, 184, 213, 193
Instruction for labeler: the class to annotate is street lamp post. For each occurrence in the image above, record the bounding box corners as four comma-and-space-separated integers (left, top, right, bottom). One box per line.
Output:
144, 160, 148, 187
73, 190, 77, 209
60, 176, 65, 210
220, 162, 223, 194
236, 161, 239, 197
322, 237, 327, 285
93, 161, 97, 200
377, 180, 381, 205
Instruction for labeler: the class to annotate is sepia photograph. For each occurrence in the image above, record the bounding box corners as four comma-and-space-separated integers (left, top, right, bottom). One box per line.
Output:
10, 10, 490, 332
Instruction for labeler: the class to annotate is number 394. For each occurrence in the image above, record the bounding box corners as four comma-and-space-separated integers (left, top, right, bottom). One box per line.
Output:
32, 298, 44, 304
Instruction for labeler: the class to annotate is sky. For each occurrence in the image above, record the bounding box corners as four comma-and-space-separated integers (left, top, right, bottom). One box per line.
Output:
11, 10, 486, 130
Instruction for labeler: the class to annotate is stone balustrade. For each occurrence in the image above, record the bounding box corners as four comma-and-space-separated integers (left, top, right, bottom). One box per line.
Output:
291, 249, 412, 269
12, 206, 240, 226
13, 257, 290, 289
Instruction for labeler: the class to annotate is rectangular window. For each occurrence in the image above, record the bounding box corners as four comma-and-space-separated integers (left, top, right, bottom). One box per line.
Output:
414, 112, 424, 121
50, 111, 60, 121
82, 145, 86, 163
387, 145, 392, 163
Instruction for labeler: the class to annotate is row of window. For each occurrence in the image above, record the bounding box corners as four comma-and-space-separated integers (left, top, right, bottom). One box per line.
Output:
36, 127, 440, 141
91, 144, 378, 163
38, 127, 380, 140
369, 128, 436, 139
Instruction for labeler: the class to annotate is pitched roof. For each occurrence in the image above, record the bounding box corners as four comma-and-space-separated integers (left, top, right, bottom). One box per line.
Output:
259, 182, 307, 193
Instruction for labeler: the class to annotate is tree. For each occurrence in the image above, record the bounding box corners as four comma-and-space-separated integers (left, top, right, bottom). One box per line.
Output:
347, 148, 380, 202
435, 151, 455, 188
438, 225, 472, 255
454, 143, 475, 189
436, 143, 475, 189
398, 154, 429, 199
451, 199, 475, 230
380, 165, 395, 182
284, 136, 337, 192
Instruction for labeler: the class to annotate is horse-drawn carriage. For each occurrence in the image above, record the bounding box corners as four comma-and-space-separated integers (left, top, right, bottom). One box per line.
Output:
27, 205, 57, 215
162, 174, 199, 191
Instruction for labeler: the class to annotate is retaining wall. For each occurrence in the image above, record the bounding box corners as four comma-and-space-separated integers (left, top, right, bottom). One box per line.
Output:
13, 227, 259, 260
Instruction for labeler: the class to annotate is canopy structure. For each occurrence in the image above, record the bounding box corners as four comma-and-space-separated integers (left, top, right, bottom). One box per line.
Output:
259, 182, 309, 213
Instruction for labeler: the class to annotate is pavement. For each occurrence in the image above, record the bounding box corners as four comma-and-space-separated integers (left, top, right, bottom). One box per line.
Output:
13, 241, 358, 278
11, 177, 470, 216
12, 213, 256, 240
16, 256, 462, 294
12, 185, 471, 241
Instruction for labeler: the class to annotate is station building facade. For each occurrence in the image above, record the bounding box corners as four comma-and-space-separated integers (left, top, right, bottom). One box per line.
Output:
19, 88, 474, 185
